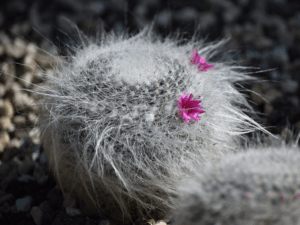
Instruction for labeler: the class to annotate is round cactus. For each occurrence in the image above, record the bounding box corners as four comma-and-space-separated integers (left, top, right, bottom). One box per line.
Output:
32, 28, 268, 223
172, 142, 300, 225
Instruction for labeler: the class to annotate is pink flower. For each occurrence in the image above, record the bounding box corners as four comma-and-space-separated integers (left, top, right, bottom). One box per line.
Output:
244, 193, 250, 198
190, 49, 215, 72
177, 92, 205, 123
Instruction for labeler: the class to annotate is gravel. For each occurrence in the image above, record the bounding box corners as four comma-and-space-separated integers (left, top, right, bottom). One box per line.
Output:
0, 0, 299, 224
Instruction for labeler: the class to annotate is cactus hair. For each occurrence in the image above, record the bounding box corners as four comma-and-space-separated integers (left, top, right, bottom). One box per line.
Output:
171, 134, 300, 225
14, 25, 271, 223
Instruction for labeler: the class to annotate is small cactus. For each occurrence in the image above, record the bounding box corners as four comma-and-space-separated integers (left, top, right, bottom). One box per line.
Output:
29, 28, 268, 223
172, 142, 300, 225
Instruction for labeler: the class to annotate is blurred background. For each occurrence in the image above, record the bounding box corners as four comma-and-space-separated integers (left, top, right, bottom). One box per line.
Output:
0, 0, 299, 224
0, 0, 299, 135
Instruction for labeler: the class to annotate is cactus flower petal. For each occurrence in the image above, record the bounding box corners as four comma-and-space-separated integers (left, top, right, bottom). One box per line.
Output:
190, 49, 215, 72
177, 92, 205, 123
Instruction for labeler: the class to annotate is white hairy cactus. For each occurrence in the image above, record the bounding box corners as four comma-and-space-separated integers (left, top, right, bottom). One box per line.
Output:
28, 27, 268, 223
172, 139, 300, 225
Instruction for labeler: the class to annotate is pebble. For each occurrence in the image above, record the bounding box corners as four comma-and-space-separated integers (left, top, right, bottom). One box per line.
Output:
0, 131, 10, 153
254, 37, 273, 50
18, 159, 35, 175
51, 211, 74, 225
264, 89, 282, 103
1, 167, 18, 190
30, 206, 44, 225
155, 221, 167, 225
98, 220, 110, 225
264, 104, 274, 116
31, 147, 40, 162
156, 10, 171, 27
0, 61, 16, 84
222, 3, 240, 23
266, 46, 290, 67
0, 162, 11, 178
0, 193, 14, 205
66, 206, 82, 217
27, 112, 39, 126
6, 38, 27, 59
282, 80, 298, 94
13, 91, 37, 113
0, 202, 10, 213
20, 72, 34, 89
39, 152, 48, 165
26, 43, 38, 56
174, 7, 199, 22
16, 196, 33, 212
198, 12, 218, 30
0, 44, 4, 56
0, 84, 6, 98
33, 163, 45, 179
11, 21, 31, 36
29, 128, 41, 145
47, 187, 63, 209
0, 32, 11, 46
23, 54, 37, 73
18, 174, 35, 183
0, 117, 14, 131
0, 99, 14, 118
39, 200, 52, 213
37, 175, 48, 185
12, 115, 27, 128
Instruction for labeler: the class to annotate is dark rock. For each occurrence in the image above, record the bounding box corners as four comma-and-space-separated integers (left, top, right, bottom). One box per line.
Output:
265, 46, 289, 69
156, 10, 172, 27
287, 44, 300, 62
47, 188, 63, 210
16, 196, 33, 212
174, 7, 199, 22
263, 15, 294, 46
245, 49, 263, 64
265, 0, 291, 17
282, 80, 298, 94
254, 37, 273, 50
51, 211, 74, 225
30, 206, 44, 225
198, 12, 218, 30
16, 220, 36, 225
1, 212, 29, 225
222, 2, 241, 23
85, 218, 98, 225
0, 193, 14, 205
0, 11, 4, 28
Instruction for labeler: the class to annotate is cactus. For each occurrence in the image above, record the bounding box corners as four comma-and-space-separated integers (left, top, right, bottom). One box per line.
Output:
172, 140, 300, 225
27, 27, 269, 223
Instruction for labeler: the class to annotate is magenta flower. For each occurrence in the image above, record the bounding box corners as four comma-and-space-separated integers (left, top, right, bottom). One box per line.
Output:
177, 92, 205, 123
190, 49, 215, 72
244, 193, 250, 198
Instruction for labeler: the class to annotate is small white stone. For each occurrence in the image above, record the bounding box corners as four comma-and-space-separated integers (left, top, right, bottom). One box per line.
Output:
16, 196, 33, 212
155, 221, 167, 225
